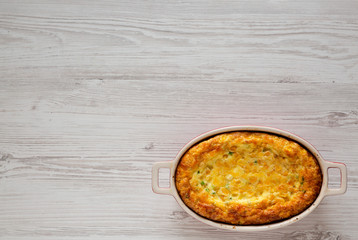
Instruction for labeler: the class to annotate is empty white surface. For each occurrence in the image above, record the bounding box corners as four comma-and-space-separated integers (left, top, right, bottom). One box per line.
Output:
0, 1, 357, 239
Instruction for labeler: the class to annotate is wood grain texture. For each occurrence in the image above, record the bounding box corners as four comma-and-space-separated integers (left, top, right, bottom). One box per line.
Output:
0, 0, 358, 239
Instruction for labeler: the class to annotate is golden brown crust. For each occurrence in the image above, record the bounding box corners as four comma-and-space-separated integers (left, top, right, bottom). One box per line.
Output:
175, 132, 322, 225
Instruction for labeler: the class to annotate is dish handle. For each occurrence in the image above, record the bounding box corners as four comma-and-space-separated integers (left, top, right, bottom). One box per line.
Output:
152, 161, 173, 195
323, 161, 347, 196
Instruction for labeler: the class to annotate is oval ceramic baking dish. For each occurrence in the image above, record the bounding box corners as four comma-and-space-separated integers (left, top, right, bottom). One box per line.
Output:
152, 126, 347, 231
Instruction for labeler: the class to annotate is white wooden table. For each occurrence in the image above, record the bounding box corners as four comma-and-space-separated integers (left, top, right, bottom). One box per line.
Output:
1, 1, 357, 239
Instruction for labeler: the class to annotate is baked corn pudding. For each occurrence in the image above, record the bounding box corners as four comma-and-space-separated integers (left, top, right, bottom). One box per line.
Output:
175, 132, 322, 225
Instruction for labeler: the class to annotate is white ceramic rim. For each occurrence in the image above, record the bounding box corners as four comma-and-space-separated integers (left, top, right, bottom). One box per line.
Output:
152, 126, 347, 231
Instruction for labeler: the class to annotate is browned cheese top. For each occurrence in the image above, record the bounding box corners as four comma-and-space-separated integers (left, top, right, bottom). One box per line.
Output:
175, 132, 322, 225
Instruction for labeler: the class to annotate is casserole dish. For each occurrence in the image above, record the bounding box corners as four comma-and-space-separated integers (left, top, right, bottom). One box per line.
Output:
152, 126, 347, 231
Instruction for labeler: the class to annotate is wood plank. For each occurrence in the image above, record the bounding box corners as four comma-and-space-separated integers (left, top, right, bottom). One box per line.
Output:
0, 0, 357, 239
